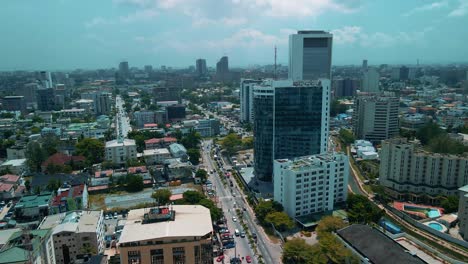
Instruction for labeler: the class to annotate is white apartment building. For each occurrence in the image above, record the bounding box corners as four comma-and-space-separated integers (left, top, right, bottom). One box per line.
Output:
143, 148, 171, 165
39, 210, 105, 264
273, 152, 349, 218
105, 138, 137, 165
380, 138, 468, 200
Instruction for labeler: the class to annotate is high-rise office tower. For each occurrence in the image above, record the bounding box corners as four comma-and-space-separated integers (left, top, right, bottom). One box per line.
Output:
253, 79, 330, 180
196, 58, 207, 76
216, 56, 229, 82
362, 67, 380, 92
36, 88, 56, 111
353, 94, 399, 143
399, 66, 409, 80
95, 92, 112, 115
289, 30, 333, 81
240, 79, 262, 124
144, 65, 153, 73
117, 61, 130, 84
362, 59, 368, 71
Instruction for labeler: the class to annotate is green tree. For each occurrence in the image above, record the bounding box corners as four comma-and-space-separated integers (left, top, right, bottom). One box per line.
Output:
180, 129, 201, 149
152, 188, 172, 205
25, 141, 47, 172
187, 148, 201, 165
195, 169, 208, 182
330, 100, 347, 117
241, 137, 254, 149
347, 193, 384, 224
416, 122, 444, 145
25, 180, 31, 193
254, 200, 283, 224
67, 197, 78, 211
125, 174, 144, 192
428, 135, 467, 154
441, 196, 459, 213
316, 216, 347, 238
183, 190, 205, 204
221, 133, 242, 154
282, 238, 316, 264
199, 198, 223, 221
30, 126, 41, 134
42, 135, 60, 156
75, 138, 105, 165
339, 129, 355, 145
265, 211, 294, 231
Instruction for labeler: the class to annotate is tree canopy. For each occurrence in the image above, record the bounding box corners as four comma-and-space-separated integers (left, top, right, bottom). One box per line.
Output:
339, 129, 355, 145
151, 188, 172, 205
187, 148, 201, 165
347, 193, 384, 224
75, 138, 104, 165
220, 133, 242, 154
440, 195, 459, 213
182, 190, 205, 204
125, 175, 144, 192
264, 211, 294, 231
195, 169, 208, 182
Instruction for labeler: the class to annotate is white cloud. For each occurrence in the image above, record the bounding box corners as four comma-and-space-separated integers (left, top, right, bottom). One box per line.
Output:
119, 9, 158, 23
449, 0, 468, 17
85, 17, 115, 28
331, 26, 432, 47
403, 1, 448, 17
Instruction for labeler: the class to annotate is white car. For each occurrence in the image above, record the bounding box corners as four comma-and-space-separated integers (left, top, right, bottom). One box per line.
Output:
232, 216, 237, 222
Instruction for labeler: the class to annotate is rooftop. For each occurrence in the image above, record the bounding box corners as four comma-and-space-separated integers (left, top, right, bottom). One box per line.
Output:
106, 138, 136, 148
39, 210, 102, 233
337, 224, 426, 264
119, 205, 212, 244
15, 193, 53, 209
1, 159, 27, 167
143, 148, 170, 156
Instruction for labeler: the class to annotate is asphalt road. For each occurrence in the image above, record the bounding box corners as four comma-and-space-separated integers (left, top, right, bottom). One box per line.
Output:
115, 95, 131, 138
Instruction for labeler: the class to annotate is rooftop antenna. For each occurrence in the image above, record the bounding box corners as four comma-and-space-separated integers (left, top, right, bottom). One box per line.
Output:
274, 45, 277, 80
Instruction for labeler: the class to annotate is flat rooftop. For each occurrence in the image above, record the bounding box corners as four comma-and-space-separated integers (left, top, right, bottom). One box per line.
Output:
39, 210, 102, 233
337, 224, 426, 264
119, 205, 212, 244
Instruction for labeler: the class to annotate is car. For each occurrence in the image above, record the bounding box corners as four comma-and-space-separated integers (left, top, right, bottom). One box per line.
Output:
113, 213, 118, 219
216, 255, 225, 262
252, 233, 257, 239
105, 215, 110, 220
242, 207, 247, 211
232, 216, 237, 222
240, 231, 246, 238
245, 256, 252, 263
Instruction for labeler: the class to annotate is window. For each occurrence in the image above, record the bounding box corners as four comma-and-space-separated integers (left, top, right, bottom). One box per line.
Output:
151, 249, 164, 264
172, 247, 186, 264
128, 250, 141, 264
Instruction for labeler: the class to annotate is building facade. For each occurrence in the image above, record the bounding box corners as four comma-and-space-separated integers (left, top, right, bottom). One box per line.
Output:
195, 119, 220, 137
196, 59, 207, 77
36, 88, 56, 111
134, 111, 156, 128
273, 152, 349, 218
353, 95, 399, 144
240, 79, 262, 123
253, 79, 330, 181
289, 30, 333, 81
361, 68, 380, 92
458, 185, 468, 240
105, 138, 137, 165
379, 138, 468, 200
2, 96, 27, 114
216, 56, 229, 83
118, 205, 213, 264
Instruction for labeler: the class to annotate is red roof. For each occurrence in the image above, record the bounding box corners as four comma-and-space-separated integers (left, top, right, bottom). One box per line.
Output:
0, 174, 20, 183
145, 138, 161, 144
145, 137, 177, 145
128, 166, 148, 174
144, 123, 158, 128
51, 184, 85, 206
88, 185, 109, 191
42, 153, 85, 168
0, 183, 14, 192
95, 170, 113, 178
170, 194, 183, 201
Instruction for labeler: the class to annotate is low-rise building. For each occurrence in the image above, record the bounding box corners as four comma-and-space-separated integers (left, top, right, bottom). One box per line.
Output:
195, 119, 220, 137
6, 145, 27, 160
0, 229, 55, 264
336, 224, 426, 264
39, 210, 105, 264
169, 143, 187, 159
164, 159, 193, 181
105, 138, 137, 165
143, 148, 171, 165
145, 137, 177, 149
273, 152, 349, 218
41, 153, 85, 173
118, 205, 213, 264
14, 193, 53, 220
0, 159, 28, 175
50, 184, 88, 214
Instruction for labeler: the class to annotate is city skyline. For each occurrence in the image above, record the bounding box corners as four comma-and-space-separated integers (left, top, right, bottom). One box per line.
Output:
1, 0, 468, 71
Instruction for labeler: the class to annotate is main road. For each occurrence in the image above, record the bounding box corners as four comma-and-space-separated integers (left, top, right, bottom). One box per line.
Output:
201, 140, 281, 264
115, 95, 132, 138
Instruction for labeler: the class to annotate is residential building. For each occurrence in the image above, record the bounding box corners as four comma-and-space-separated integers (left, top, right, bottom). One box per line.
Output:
336, 224, 426, 264
164, 159, 193, 180
353, 95, 399, 144
143, 148, 171, 165
240, 79, 262, 123
39, 210, 105, 264
14, 193, 53, 220
133, 111, 156, 128
0, 159, 27, 175
2, 96, 27, 114
49, 184, 88, 214
36, 88, 56, 111
169, 143, 188, 159
253, 79, 330, 181
332, 78, 358, 97
41, 153, 85, 173
273, 152, 349, 218
94, 92, 112, 116
458, 185, 468, 240
17, 83, 38, 107
196, 59, 207, 76
400, 113, 429, 131
145, 137, 177, 149
105, 138, 137, 165
362, 67, 380, 92
289, 30, 332, 80
379, 138, 468, 200
6, 144, 27, 160
118, 205, 213, 264
117, 61, 130, 84
195, 119, 220, 137
362, 59, 368, 71
0, 229, 56, 264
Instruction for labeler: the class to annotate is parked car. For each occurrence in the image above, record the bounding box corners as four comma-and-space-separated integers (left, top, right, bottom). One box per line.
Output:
216, 255, 225, 262
232, 216, 237, 222
246, 256, 252, 263
240, 231, 246, 238
114, 212, 118, 219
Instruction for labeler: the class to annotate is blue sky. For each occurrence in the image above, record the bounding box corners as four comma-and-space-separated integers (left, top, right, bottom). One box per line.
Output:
1, 0, 467, 70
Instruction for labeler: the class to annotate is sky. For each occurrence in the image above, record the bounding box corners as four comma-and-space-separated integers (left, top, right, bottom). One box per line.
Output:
1, 0, 468, 70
